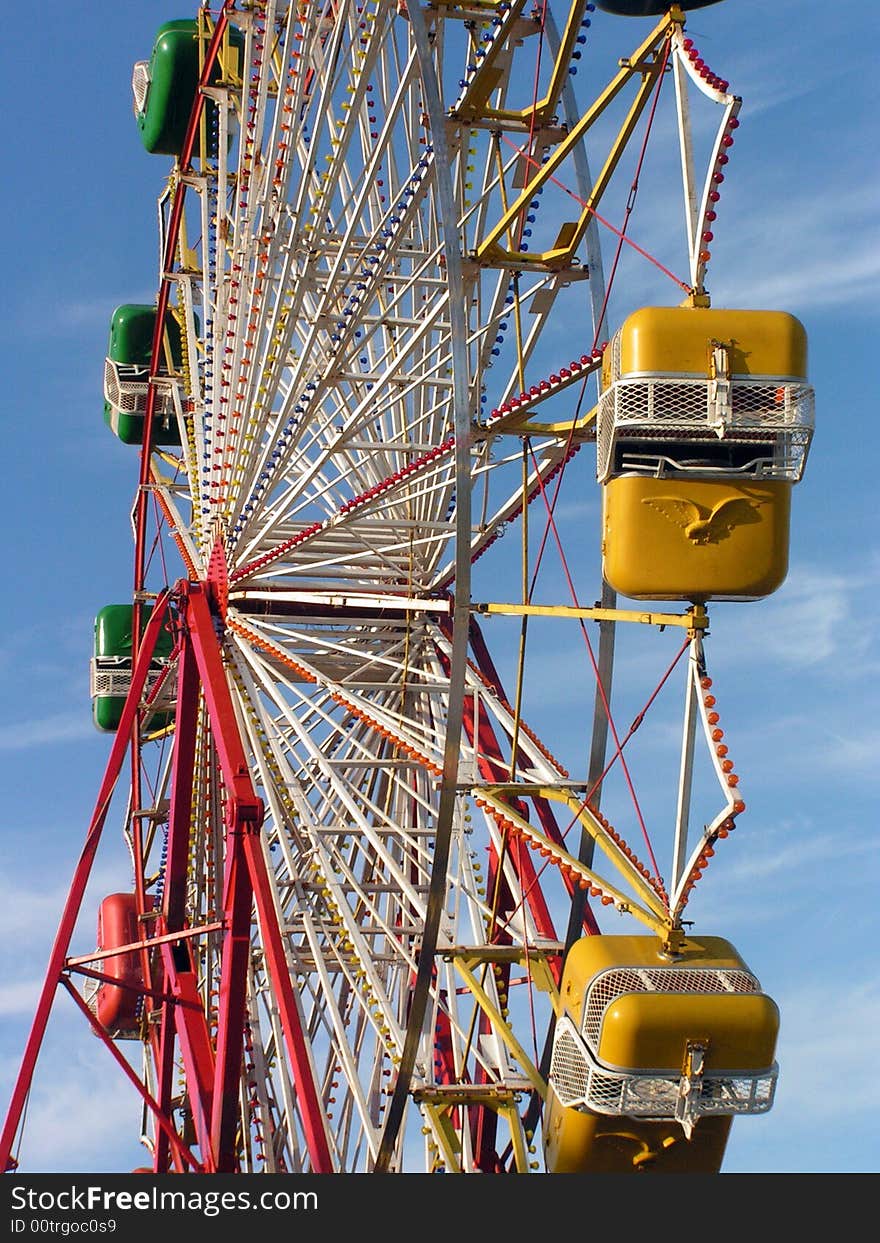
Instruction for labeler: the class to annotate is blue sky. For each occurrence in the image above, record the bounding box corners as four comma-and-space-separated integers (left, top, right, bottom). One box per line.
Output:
0, 1, 877, 1175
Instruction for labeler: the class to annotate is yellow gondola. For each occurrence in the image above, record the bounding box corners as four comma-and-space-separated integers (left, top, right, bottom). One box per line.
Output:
544, 934, 779, 1173
598, 304, 814, 601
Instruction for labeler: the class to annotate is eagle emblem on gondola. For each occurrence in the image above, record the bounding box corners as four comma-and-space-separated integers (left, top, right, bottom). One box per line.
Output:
641, 495, 764, 543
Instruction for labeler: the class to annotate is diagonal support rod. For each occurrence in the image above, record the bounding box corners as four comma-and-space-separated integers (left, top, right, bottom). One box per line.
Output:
0, 591, 174, 1171
183, 580, 334, 1173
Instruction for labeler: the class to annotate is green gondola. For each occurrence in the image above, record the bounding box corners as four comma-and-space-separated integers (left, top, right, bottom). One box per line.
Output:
133, 18, 245, 156
91, 604, 176, 733
103, 304, 184, 446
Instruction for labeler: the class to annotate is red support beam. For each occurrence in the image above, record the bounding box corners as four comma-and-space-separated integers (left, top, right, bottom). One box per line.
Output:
154, 997, 182, 1173
162, 636, 202, 932
159, 942, 217, 1168
149, 618, 220, 1167
59, 977, 202, 1173
210, 834, 255, 1170
183, 582, 334, 1173
182, 583, 260, 1170
0, 593, 174, 1171
3, 575, 337, 1174
241, 832, 334, 1171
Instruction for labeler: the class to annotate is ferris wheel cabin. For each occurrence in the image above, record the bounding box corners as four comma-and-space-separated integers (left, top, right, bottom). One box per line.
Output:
543, 934, 779, 1173
132, 19, 244, 156
103, 304, 185, 446
90, 604, 176, 733
92, 893, 151, 1039
594, 1, 724, 13
597, 305, 814, 602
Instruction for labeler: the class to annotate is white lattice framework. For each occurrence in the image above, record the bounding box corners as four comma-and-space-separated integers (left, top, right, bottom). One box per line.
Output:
109, 0, 783, 1173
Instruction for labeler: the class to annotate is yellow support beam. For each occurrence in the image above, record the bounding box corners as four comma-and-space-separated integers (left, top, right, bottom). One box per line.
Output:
540, 784, 671, 919
452, 959, 547, 1098
444, 945, 561, 1013
421, 1103, 464, 1173
496, 1102, 532, 1173
418, 1089, 535, 1173
477, 2, 588, 128
472, 601, 709, 631
474, 10, 681, 270
493, 414, 597, 438
476, 789, 671, 937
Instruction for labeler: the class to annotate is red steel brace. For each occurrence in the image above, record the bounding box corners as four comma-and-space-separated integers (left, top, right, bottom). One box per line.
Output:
0, 591, 175, 1171
1, 578, 334, 1174
180, 580, 333, 1173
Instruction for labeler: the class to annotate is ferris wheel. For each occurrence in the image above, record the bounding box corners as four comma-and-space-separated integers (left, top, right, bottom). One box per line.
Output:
1, 0, 814, 1175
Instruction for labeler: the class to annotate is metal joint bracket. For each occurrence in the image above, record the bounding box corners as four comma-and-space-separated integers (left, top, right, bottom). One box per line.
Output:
225, 794, 264, 834
676, 1039, 708, 1137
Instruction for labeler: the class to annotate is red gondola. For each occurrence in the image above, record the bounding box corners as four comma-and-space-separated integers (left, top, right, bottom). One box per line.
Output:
95, 893, 147, 1034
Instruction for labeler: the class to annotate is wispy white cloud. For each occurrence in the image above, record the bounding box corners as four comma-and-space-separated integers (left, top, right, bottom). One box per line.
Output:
0, 711, 95, 750
718, 708, 880, 786
711, 559, 880, 673
715, 822, 869, 889
679, 810, 877, 934
2, 1049, 147, 1173
773, 977, 880, 1120
22, 289, 157, 339
725, 45, 842, 121
0, 860, 134, 958
722, 975, 880, 1171
0, 979, 41, 1016
0, 882, 76, 941
814, 727, 880, 776
709, 202, 880, 313
56, 297, 128, 331
550, 496, 601, 523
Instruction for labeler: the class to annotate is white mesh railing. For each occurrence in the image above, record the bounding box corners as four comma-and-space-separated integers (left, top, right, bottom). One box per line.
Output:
103, 359, 179, 421
90, 659, 176, 709
596, 375, 814, 482
81, 972, 100, 1017
582, 965, 760, 1051
104, 359, 149, 415
549, 1014, 777, 1123
79, 960, 144, 1040
131, 61, 151, 116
